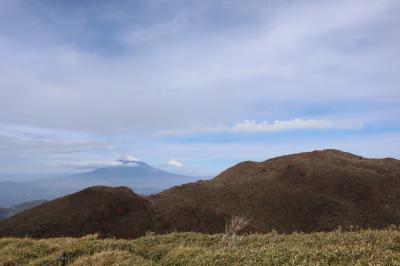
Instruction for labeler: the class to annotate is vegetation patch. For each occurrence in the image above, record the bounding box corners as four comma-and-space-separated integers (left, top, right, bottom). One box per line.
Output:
1, 228, 400, 265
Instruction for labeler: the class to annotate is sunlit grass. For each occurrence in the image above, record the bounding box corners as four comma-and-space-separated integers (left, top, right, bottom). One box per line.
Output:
1, 228, 400, 265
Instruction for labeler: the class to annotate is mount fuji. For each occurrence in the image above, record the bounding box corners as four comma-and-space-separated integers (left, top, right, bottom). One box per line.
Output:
0, 158, 199, 206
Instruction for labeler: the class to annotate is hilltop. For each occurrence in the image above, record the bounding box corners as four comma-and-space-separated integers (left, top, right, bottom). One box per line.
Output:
0, 149, 399, 238
0, 186, 154, 238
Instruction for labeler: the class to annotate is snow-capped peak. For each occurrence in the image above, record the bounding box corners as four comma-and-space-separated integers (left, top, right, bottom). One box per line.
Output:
116, 155, 140, 165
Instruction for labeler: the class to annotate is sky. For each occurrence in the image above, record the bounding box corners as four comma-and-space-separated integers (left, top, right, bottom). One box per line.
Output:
0, 0, 399, 180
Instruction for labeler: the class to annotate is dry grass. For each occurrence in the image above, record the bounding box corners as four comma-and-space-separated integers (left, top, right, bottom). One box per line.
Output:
1, 228, 400, 265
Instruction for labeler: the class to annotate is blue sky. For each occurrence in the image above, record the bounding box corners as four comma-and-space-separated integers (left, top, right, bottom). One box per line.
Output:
0, 0, 399, 179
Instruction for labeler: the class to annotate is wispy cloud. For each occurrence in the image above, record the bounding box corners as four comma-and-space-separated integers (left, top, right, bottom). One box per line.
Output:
58, 160, 123, 170
122, 14, 188, 44
0, 0, 398, 134
232, 119, 360, 133
0, 123, 113, 153
0, 0, 399, 177
158, 118, 362, 136
167, 159, 184, 168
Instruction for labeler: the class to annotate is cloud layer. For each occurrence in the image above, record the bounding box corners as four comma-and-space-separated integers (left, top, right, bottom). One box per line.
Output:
0, 0, 399, 178
0, 0, 398, 134
159, 119, 361, 136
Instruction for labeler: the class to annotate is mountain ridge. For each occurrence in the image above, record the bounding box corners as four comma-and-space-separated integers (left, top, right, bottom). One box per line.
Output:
1, 149, 399, 238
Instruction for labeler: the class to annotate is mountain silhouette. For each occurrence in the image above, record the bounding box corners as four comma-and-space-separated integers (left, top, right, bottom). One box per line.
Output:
0, 161, 197, 206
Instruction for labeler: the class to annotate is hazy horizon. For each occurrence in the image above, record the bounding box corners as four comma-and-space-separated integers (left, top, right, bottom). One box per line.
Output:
1, 0, 399, 181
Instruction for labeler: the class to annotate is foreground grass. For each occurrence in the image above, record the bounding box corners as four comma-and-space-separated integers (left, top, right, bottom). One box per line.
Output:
1, 229, 400, 265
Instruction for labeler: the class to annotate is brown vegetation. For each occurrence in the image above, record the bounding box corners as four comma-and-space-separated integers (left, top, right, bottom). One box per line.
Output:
0, 186, 154, 238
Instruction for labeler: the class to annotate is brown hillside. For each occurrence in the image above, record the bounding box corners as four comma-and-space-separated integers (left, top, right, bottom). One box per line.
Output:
1, 149, 400, 238
0, 186, 154, 238
151, 149, 400, 233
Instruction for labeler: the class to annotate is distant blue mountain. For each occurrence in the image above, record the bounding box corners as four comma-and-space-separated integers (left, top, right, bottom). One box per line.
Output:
0, 199, 47, 221
0, 161, 199, 206
39, 161, 198, 195
0, 181, 47, 207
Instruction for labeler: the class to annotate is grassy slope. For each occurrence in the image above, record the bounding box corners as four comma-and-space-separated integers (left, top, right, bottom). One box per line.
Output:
1, 229, 400, 265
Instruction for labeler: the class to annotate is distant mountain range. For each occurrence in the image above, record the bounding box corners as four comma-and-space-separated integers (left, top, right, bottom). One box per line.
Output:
1, 149, 399, 238
0, 200, 47, 221
0, 181, 48, 207
0, 161, 198, 207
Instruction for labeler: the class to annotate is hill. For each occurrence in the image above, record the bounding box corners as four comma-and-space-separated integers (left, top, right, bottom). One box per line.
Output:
151, 149, 400, 233
1, 229, 400, 265
0, 149, 399, 238
0, 186, 154, 238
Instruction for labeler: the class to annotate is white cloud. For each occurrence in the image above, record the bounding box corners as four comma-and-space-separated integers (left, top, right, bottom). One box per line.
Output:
0, 1, 398, 178
60, 155, 141, 170
0, 122, 112, 153
232, 119, 334, 133
158, 118, 362, 136
59, 160, 123, 169
0, 0, 398, 135
167, 159, 184, 168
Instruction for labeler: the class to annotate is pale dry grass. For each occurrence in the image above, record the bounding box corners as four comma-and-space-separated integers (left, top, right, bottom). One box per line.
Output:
1, 228, 400, 265
70, 250, 151, 266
